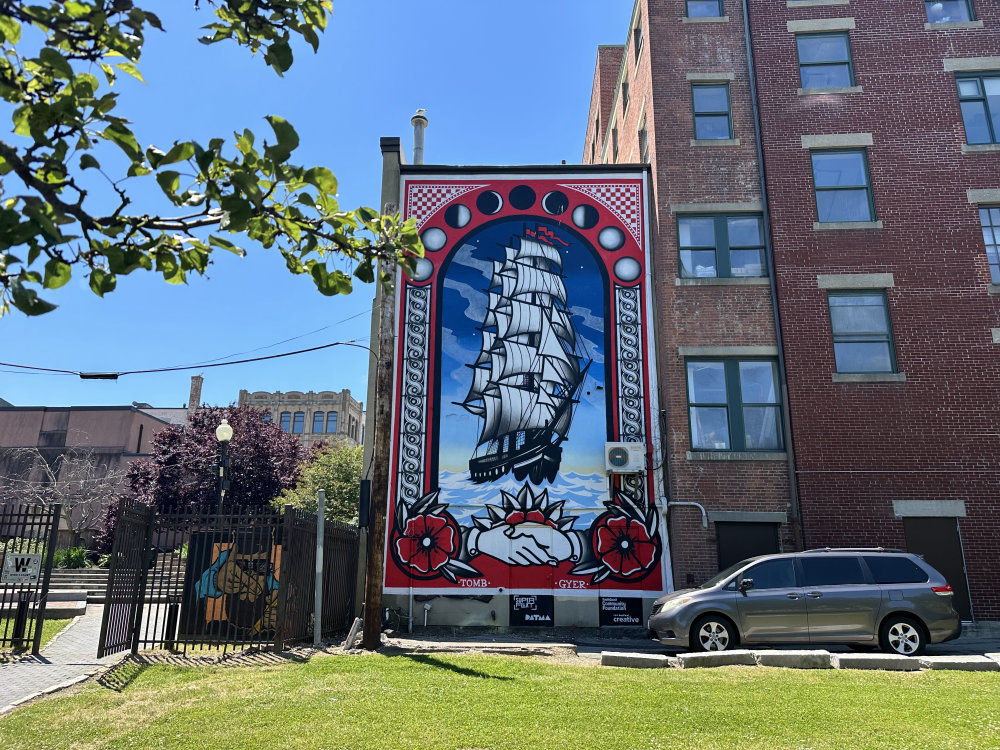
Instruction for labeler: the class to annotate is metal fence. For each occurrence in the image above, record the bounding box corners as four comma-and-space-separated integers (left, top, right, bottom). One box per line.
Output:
98, 503, 359, 657
0, 502, 61, 654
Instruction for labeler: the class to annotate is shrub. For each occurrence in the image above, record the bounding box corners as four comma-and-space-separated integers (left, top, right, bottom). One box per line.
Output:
53, 546, 89, 569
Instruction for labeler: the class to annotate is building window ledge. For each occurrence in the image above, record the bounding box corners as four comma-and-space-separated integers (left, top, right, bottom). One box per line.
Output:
682, 16, 730, 23
924, 21, 984, 31
813, 220, 883, 230
787, 0, 849, 6
686, 451, 789, 461
991, 328, 1000, 343
690, 138, 741, 147
831, 372, 906, 383
797, 86, 863, 96
988, 284, 1000, 296
962, 144, 1000, 154
676, 277, 771, 286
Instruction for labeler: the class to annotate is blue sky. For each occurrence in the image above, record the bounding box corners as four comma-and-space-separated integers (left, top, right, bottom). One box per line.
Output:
1, 1, 632, 409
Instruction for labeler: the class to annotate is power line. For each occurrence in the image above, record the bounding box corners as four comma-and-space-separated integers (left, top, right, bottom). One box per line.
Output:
0, 340, 376, 381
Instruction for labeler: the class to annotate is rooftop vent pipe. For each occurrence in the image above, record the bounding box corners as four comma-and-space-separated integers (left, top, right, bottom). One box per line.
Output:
411, 109, 428, 165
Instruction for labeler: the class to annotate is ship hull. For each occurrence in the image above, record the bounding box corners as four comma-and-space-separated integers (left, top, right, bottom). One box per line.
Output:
469, 439, 562, 485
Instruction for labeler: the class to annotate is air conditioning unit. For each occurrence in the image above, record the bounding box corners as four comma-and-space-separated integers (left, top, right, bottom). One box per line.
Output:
604, 442, 646, 473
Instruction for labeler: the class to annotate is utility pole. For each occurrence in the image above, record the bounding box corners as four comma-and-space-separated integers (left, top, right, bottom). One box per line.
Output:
361, 137, 403, 650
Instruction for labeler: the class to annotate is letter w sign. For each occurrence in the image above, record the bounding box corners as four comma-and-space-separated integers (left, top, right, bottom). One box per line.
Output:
1, 553, 43, 584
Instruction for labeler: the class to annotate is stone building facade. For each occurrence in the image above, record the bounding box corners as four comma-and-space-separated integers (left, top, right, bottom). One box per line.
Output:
584, 0, 1000, 621
237, 389, 363, 450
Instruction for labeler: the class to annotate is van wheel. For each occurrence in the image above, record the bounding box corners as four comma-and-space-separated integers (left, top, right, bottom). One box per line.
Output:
691, 615, 738, 652
879, 616, 926, 656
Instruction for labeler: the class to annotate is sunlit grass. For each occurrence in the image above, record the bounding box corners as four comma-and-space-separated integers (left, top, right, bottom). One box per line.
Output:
0, 618, 71, 662
1, 651, 998, 749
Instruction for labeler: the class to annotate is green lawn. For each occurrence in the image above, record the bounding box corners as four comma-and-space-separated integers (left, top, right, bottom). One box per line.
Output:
1, 652, 999, 749
0, 618, 71, 662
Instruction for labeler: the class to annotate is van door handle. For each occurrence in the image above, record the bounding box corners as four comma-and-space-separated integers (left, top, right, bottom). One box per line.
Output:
786, 593, 800, 600
806, 591, 823, 599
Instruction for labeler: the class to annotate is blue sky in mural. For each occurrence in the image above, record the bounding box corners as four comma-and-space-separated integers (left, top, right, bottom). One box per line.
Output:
1, 1, 633, 410
435, 218, 610, 523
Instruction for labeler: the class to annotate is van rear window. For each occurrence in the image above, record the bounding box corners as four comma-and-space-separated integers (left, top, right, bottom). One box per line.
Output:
864, 556, 928, 584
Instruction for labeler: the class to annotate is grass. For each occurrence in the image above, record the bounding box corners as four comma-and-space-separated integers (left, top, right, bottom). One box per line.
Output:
0, 618, 71, 662
1, 652, 999, 749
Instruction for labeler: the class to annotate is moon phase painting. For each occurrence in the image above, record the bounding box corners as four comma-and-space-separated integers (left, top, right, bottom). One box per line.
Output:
385, 170, 669, 601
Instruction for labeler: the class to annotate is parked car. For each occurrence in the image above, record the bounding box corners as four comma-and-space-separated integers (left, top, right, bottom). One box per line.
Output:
649, 549, 961, 656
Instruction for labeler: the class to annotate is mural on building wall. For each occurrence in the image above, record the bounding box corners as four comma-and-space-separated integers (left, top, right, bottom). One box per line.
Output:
385, 172, 668, 597
181, 531, 281, 638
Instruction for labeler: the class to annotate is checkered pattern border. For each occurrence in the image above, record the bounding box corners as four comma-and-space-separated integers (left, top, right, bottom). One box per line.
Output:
406, 184, 488, 229
560, 183, 643, 245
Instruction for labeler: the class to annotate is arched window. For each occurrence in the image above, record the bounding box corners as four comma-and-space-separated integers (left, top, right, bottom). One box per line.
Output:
326, 411, 338, 434
292, 412, 305, 434
279, 412, 291, 432
312, 411, 324, 433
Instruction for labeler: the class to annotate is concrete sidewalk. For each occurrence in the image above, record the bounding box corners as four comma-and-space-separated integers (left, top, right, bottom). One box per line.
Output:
0, 605, 126, 715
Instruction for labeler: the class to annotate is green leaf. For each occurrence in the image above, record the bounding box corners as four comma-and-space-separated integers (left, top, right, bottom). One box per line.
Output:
102, 123, 141, 161
208, 235, 245, 256
0, 16, 21, 44
115, 61, 145, 83
303, 167, 337, 194
156, 170, 180, 197
43, 258, 72, 289
160, 141, 195, 166
264, 38, 293, 75
10, 280, 57, 315
265, 115, 299, 160
38, 48, 73, 80
219, 195, 252, 232
88, 269, 117, 297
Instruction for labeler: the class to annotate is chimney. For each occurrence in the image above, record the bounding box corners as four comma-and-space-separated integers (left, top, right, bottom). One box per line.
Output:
188, 375, 204, 414
411, 109, 428, 165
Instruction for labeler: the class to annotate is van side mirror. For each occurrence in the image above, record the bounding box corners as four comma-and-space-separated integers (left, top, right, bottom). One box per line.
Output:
739, 578, 754, 593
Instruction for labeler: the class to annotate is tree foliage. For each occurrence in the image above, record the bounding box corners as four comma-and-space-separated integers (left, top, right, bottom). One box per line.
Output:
278, 439, 362, 524
0, 0, 422, 316
127, 404, 305, 513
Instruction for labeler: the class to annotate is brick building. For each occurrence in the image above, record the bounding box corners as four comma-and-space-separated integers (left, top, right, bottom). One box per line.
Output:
585, 0, 999, 621
237, 389, 363, 450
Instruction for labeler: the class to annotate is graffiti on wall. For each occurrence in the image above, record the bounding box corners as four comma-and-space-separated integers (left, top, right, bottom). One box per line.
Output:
181, 531, 281, 639
385, 172, 668, 597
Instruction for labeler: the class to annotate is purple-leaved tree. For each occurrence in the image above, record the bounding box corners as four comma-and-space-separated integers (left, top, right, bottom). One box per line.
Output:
127, 405, 305, 513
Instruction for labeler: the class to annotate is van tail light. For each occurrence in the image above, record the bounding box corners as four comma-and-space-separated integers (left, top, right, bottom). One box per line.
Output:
931, 585, 953, 595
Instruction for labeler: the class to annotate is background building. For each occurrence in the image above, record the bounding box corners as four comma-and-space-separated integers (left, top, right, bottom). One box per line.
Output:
585, 0, 999, 622
237, 389, 363, 449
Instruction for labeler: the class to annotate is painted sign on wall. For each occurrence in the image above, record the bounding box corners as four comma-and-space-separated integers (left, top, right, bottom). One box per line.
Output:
385, 170, 669, 600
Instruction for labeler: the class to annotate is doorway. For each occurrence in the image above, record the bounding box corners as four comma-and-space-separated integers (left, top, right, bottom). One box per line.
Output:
716, 522, 780, 570
902, 516, 973, 621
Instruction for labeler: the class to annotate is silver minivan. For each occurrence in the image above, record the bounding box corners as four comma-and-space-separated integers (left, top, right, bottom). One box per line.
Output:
648, 549, 961, 655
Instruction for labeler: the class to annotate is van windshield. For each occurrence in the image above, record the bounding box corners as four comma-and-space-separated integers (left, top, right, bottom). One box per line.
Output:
699, 560, 749, 589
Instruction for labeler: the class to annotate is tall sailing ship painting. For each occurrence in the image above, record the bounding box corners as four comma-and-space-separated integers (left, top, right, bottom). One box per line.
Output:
459, 227, 591, 486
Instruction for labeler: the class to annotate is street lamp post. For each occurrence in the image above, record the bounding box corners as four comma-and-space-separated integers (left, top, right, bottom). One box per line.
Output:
215, 418, 233, 514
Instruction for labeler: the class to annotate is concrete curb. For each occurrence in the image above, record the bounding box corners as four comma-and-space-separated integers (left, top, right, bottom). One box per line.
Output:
831, 653, 922, 671
677, 650, 756, 668
753, 650, 833, 669
601, 651, 674, 668
918, 655, 1000, 671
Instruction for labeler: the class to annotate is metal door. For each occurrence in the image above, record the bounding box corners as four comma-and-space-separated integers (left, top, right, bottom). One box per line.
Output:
735, 558, 808, 643
903, 516, 973, 621
716, 522, 780, 569
97, 503, 154, 657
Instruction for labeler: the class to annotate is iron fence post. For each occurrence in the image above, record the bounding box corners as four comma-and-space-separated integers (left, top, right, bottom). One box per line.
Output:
31, 502, 62, 655
273, 504, 295, 651
129, 505, 155, 655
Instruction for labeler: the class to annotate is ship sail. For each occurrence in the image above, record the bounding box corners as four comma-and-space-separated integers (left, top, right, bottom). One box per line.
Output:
459, 227, 592, 484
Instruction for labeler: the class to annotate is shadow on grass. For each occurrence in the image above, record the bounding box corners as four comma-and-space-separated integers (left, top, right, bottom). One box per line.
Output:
98, 657, 149, 692
396, 653, 513, 680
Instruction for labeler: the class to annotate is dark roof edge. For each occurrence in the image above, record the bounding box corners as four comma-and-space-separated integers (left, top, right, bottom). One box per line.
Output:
399, 163, 651, 175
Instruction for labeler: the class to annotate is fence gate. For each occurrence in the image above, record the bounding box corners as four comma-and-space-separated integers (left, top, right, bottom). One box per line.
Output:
97, 503, 155, 658
0, 502, 61, 655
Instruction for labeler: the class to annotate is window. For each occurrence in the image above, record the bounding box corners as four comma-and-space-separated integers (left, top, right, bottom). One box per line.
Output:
801, 556, 866, 586
925, 0, 973, 22
279, 412, 291, 432
796, 33, 853, 89
678, 214, 765, 278
956, 73, 1000, 144
292, 411, 305, 434
262, 413, 272, 423
810, 149, 875, 222
686, 359, 783, 452
638, 116, 649, 163
326, 411, 338, 434
863, 556, 928, 584
622, 75, 630, 112
981, 206, 1000, 283
633, 17, 644, 62
692, 84, 732, 140
612, 125, 619, 161
828, 291, 896, 373
742, 560, 797, 590
687, 0, 722, 17
312, 412, 324, 434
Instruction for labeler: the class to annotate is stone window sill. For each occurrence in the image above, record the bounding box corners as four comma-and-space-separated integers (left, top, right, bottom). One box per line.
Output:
787, 0, 849, 6
813, 221, 883, 230
682, 16, 730, 23
924, 21, 984, 30
962, 143, 1000, 153
988, 284, 1000, 296
798, 86, 863, 96
691, 138, 741, 147
831, 372, 906, 383
686, 451, 789, 461
676, 277, 770, 286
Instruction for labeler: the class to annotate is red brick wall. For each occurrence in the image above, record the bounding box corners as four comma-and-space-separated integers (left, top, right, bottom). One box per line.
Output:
748, 0, 1000, 618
